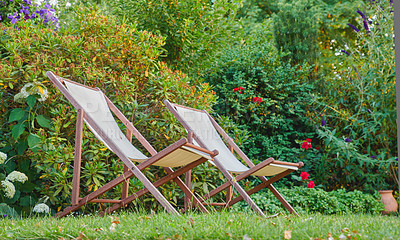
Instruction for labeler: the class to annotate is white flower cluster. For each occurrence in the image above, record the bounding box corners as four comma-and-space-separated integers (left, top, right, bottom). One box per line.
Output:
33, 203, 50, 214
6, 171, 28, 183
0, 151, 6, 164
14, 82, 49, 103
1, 180, 15, 199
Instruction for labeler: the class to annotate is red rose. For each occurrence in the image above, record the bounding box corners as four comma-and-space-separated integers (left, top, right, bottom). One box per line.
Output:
234, 88, 239, 92
306, 138, 312, 143
300, 172, 309, 180
316, 147, 319, 150
308, 181, 315, 188
258, 97, 263, 103
239, 87, 244, 90
301, 141, 311, 149
252, 97, 258, 103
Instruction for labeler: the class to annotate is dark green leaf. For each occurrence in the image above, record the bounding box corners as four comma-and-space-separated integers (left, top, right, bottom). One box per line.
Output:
20, 182, 36, 193
11, 123, 25, 140
36, 115, 52, 129
27, 134, 41, 153
16, 140, 28, 155
4, 161, 16, 174
19, 195, 36, 207
8, 108, 25, 123
26, 95, 37, 109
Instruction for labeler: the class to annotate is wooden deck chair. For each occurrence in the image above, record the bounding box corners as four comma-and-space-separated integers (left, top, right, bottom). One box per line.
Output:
164, 100, 304, 217
46, 72, 218, 218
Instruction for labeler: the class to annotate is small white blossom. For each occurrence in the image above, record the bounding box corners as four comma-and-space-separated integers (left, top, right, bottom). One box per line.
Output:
14, 82, 49, 103
0, 152, 6, 164
1, 180, 15, 199
49, 0, 58, 6
33, 203, 50, 214
34, 0, 45, 5
6, 171, 28, 183
66, 2, 71, 7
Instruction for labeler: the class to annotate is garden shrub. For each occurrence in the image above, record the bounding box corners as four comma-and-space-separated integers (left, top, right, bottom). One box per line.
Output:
106, 0, 242, 75
203, 23, 318, 169
0, 6, 216, 214
272, 0, 320, 65
231, 186, 385, 214
309, 0, 397, 192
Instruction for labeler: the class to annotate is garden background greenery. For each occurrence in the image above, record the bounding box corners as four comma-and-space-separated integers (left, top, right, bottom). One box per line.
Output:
0, 0, 397, 219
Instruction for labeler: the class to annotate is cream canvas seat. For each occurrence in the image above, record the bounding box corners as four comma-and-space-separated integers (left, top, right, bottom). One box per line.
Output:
164, 100, 304, 217
47, 71, 217, 218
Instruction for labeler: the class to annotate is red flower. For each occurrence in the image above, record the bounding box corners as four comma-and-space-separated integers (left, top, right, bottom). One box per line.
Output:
252, 97, 263, 103
239, 86, 244, 90
306, 138, 312, 143
300, 172, 309, 180
234, 88, 239, 92
316, 147, 319, 150
301, 141, 312, 149
308, 181, 315, 188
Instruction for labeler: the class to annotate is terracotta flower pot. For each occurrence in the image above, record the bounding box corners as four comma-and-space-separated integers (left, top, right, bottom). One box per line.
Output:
378, 190, 398, 214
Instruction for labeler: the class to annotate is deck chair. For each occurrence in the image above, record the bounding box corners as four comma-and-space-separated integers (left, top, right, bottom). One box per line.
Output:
46, 71, 218, 218
164, 100, 304, 217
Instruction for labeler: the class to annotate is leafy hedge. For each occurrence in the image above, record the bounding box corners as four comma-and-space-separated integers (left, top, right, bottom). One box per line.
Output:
0, 6, 216, 214
203, 24, 316, 165
231, 186, 385, 215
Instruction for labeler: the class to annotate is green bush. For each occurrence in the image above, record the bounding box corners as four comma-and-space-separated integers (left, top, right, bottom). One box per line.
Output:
106, 0, 242, 75
231, 186, 385, 214
203, 24, 317, 167
0, 6, 216, 214
310, 0, 397, 192
272, 0, 320, 65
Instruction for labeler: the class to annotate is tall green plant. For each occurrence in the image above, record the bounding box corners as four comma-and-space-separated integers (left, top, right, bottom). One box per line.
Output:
204, 24, 316, 165
272, 0, 321, 65
106, 0, 242, 75
312, 0, 397, 192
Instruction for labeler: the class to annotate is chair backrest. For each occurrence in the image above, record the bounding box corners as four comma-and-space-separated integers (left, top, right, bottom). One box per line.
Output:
172, 105, 248, 172
62, 80, 148, 161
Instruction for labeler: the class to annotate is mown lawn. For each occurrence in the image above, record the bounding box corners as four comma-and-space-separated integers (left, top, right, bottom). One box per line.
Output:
0, 212, 399, 239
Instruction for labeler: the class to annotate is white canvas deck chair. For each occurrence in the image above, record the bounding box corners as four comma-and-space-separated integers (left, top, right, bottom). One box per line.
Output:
46, 72, 218, 218
164, 100, 304, 217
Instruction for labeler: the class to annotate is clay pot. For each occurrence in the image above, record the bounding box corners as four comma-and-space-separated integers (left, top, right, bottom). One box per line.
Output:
378, 190, 398, 214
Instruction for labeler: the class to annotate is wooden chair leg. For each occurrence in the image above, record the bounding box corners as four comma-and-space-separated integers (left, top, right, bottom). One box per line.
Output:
71, 109, 84, 206
226, 186, 233, 205
184, 170, 191, 210
121, 129, 132, 201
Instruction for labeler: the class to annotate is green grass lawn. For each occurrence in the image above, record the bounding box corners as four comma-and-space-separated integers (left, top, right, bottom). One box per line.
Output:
0, 212, 399, 239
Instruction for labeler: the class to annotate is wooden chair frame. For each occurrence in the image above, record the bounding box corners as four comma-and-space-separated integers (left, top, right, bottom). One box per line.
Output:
164, 100, 304, 217
46, 72, 218, 218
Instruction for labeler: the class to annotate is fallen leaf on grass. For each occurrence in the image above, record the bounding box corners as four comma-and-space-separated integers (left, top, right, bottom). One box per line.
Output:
226, 233, 233, 237
75, 232, 87, 240
138, 215, 152, 221
284, 230, 292, 239
173, 233, 183, 240
94, 228, 104, 232
188, 217, 195, 226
